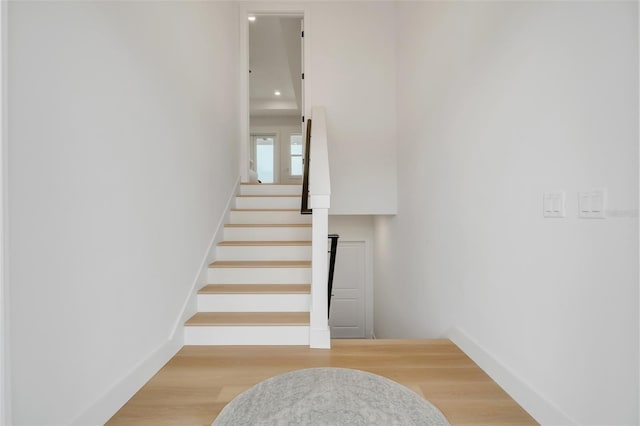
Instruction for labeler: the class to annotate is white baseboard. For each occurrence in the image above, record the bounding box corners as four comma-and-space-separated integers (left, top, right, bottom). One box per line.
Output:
169, 177, 240, 338
69, 332, 183, 426
446, 327, 575, 426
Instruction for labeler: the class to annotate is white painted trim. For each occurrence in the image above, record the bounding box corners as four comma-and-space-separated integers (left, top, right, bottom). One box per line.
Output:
197, 293, 310, 312
239, 5, 249, 183
307, 106, 331, 349
309, 327, 330, 349
208, 265, 310, 284
363, 238, 373, 339
310, 207, 330, 348
185, 325, 309, 346
637, 4, 640, 422
169, 177, 240, 338
0, 1, 9, 423
637, 5, 640, 424
230, 209, 312, 224
224, 225, 311, 242
447, 327, 576, 426
69, 334, 183, 426
216, 245, 311, 261
239, 2, 311, 184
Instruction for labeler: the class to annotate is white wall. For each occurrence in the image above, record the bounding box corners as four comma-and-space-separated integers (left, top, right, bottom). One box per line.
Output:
309, 2, 397, 214
375, 2, 638, 425
7, 2, 239, 425
251, 115, 301, 129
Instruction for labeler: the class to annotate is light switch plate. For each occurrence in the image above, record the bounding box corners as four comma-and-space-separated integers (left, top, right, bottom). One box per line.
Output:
543, 192, 565, 218
579, 189, 606, 219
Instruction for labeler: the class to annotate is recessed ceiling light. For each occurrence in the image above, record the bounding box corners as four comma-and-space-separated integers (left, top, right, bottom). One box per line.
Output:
248, 16, 256, 22
274, 91, 281, 96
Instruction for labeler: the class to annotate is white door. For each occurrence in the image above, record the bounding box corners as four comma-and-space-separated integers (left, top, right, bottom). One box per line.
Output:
329, 241, 366, 338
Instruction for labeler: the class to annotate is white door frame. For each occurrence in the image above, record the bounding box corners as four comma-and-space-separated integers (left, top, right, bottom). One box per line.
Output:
239, 2, 311, 183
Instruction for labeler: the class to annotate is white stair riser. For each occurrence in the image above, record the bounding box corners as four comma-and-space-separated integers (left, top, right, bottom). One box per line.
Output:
184, 325, 309, 345
224, 227, 311, 241
236, 197, 301, 209
197, 294, 310, 312
240, 185, 301, 196
208, 267, 311, 284
186, 184, 313, 347
216, 245, 311, 261
230, 210, 311, 224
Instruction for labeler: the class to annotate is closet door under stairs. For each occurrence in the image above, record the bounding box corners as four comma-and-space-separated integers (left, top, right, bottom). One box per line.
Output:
184, 183, 312, 345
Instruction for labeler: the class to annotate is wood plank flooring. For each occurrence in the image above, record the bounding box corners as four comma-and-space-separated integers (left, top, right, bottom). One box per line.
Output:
106, 339, 538, 426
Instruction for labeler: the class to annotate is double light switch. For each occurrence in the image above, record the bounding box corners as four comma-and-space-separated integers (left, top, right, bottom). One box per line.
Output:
578, 189, 606, 219
543, 189, 606, 219
543, 192, 565, 218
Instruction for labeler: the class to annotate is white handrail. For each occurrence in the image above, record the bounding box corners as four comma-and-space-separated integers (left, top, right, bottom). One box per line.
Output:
308, 106, 331, 349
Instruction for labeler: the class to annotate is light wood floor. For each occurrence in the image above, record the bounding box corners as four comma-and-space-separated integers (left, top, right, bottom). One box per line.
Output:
106, 339, 538, 426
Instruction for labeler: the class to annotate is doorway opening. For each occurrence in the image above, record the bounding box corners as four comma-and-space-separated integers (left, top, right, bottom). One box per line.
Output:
247, 14, 304, 184
251, 134, 276, 183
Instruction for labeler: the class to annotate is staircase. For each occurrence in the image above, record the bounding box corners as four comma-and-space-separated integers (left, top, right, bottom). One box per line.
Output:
184, 183, 312, 345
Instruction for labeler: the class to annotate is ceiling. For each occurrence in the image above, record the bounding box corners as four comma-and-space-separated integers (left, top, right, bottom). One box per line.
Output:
249, 16, 302, 117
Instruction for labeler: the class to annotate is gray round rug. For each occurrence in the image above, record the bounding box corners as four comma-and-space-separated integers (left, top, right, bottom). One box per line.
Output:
213, 367, 450, 426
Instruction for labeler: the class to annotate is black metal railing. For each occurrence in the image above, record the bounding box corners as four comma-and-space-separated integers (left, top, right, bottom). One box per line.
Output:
300, 118, 312, 215
327, 234, 339, 318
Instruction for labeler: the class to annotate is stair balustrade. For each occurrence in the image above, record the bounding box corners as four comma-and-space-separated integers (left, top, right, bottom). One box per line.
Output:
301, 107, 334, 349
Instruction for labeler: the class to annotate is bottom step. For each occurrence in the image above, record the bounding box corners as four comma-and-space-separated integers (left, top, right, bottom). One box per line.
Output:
184, 312, 310, 345
184, 325, 309, 345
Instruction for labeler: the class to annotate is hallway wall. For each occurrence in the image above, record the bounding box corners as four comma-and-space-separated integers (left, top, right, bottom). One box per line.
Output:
375, 2, 638, 424
7, 2, 239, 424
309, 1, 397, 214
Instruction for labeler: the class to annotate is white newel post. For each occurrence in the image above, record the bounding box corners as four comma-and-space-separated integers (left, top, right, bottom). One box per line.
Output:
308, 107, 331, 349
310, 206, 330, 348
